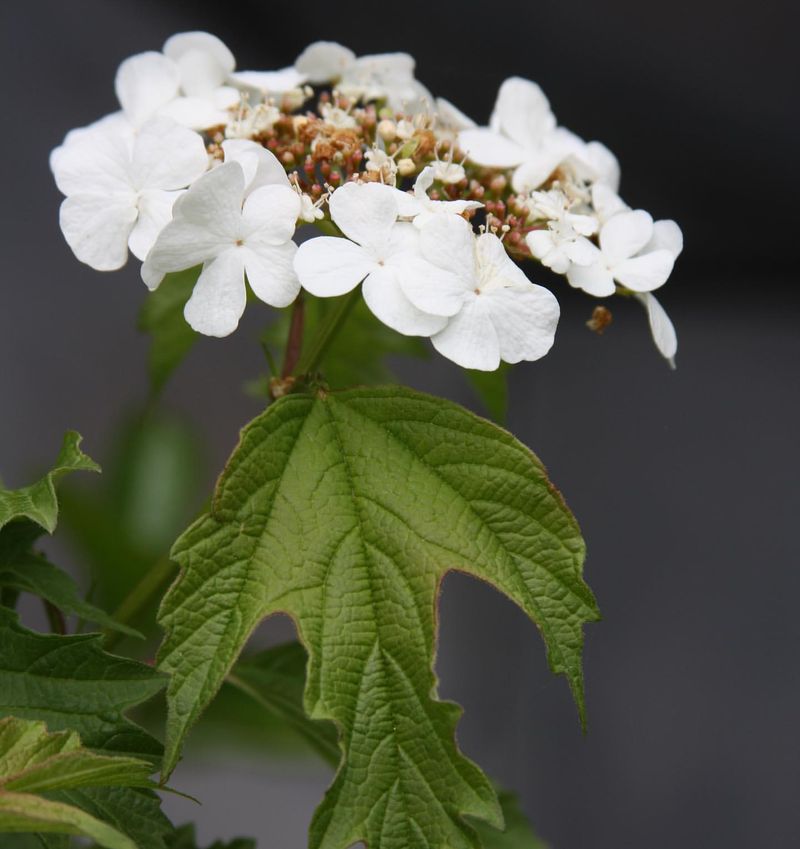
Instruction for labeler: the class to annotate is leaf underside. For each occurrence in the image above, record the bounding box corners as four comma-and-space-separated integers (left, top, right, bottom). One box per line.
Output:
158, 386, 598, 849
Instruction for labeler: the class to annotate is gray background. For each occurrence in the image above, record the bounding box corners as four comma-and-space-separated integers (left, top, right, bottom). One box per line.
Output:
1, 1, 797, 847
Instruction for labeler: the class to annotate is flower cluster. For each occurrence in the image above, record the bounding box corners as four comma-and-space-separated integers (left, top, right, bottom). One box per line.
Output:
51, 32, 682, 370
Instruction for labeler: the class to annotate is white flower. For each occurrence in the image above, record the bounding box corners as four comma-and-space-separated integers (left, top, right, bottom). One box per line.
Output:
320, 103, 357, 129
142, 160, 301, 337
115, 33, 240, 131
220, 139, 291, 194
525, 189, 598, 274
397, 166, 482, 228
435, 97, 476, 132
50, 116, 208, 270
229, 67, 307, 100
293, 181, 450, 336
459, 77, 618, 193
295, 41, 356, 84
294, 41, 431, 111
364, 147, 398, 184
566, 210, 677, 297
400, 215, 560, 370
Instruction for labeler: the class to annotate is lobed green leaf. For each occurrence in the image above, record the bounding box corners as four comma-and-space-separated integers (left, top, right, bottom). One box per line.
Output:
158, 385, 598, 849
0, 433, 99, 535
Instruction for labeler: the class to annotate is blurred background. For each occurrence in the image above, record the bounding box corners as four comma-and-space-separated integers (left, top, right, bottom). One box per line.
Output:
1, 1, 797, 847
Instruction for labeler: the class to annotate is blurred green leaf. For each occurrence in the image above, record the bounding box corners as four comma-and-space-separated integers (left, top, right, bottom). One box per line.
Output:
0, 609, 171, 849
165, 823, 255, 849
465, 363, 511, 424
471, 789, 549, 848
59, 414, 203, 615
0, 717, 162, 849
228, 642, 339, 767
138, 269, 200, 395
261, 295, 429, 390
0, 433, 99, 535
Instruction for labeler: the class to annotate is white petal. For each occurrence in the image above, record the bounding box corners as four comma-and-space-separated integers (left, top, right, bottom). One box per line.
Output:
50, 121, 133, 196
564, 236, 597, 267
115, 52, 180, 127
157, 95, 231, 130
163, 32, 235, 94
490, 77, 556, 148
565, 140, 621, 191
431, 298, 500, 370
566, 212, 599, 237
646, 220, 683, 260
526, 230, 555, 261
393, 253, 466, 317
242, 242, 300, 308
510, 151, 564, 193
566, 259, 616, 297
475, 232, 532, 289
362, 267, 447, 336
145, 162, 245, 273
59, 193, 137, 271
169, 160, 244, 239
435, 97, 476, 130
231, 68, 307, 94
418, 214, 477, 288
458, 128, 526, 168
129, 117, 208, 191
241, 185, 300, 247
600, 210, 654, 265
328, 181, 398, 256
141, 260, 165, 291
295, 41, 355, 83
128, 189, 180, 260
635, 292, 677, 366
485, 284, 559, 363
591, 184, 628, 223
222, 139, 291, 192
294, 236, 376, 297
211, 85, 242, 110
184, 249, 246, 337
613, 250, 674, 292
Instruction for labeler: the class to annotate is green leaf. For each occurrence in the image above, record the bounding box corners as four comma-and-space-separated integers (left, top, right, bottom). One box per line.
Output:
158, 386, 598, 849
138, 269, 200, 394
261, 296, 429, 389
0, 608, 164, 759
0, 524, 139, 637
0, 718, 156, 849
0, 718, 153, 795
465, 363, 511, 424
0, 433, 99, 535
0, 793, 136, 849
165, 823, 255, 849
228, 643, 340, 767
51, 786, 170, 849
471, 790, 548, 849
0, 610, 171, 849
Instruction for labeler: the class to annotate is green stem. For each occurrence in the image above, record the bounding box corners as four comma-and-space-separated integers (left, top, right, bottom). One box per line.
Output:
281, 293, 306, 378
293, 288, 361, 378
103, 554, 175, 650
43, 600, 66, 635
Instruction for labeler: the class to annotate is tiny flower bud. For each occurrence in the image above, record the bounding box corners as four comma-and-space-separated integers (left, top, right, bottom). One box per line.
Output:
377, 119, 397, 142
397, 158, 416, 176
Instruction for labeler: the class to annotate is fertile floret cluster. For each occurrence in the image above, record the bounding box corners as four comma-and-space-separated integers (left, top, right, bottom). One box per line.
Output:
51, 32, 682, 370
